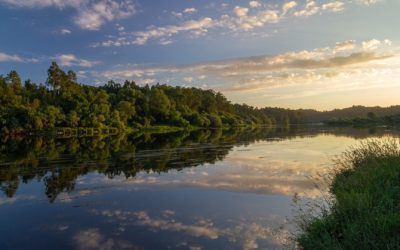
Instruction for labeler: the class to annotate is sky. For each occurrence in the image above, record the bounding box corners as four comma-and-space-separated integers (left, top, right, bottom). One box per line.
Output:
0, 0, 399, 110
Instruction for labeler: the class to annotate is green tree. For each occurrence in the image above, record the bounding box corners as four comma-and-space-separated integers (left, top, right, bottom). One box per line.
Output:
149, 88, 171, 120
67, 111, 80, 127
6, 70, 22, 94
117, 101, 135, 124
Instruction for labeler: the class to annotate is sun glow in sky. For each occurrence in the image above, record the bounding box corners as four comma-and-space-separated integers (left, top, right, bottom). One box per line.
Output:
0, 0, 399, 109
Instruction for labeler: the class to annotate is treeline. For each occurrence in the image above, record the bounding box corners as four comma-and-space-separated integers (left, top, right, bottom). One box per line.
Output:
301, 105, 400, 123
324, 112, 400, 127
0, 63, 305, 135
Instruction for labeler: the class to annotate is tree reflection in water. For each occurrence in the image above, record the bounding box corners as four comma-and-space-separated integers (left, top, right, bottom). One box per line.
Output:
0, 126, 397, 202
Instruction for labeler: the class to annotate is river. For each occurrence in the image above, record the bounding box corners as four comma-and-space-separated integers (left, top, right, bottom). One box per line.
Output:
0, 126, 398, 249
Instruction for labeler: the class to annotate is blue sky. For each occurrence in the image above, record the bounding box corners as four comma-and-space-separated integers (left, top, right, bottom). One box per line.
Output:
1, 0, 399, 109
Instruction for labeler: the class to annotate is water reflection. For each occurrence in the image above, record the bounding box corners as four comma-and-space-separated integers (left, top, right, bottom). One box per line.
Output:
0, 126, 399, 249
1, 126, 398, 201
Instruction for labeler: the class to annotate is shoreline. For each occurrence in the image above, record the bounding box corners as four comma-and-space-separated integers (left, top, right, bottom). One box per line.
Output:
297, 139, 400, 249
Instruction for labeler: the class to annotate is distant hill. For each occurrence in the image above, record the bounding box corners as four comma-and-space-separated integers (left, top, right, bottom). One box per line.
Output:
298, 105, 400, 123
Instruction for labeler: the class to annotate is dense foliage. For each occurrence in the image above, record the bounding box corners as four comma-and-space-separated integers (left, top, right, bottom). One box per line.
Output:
324, 112, 400, 127
297, 140, 400, 249
302, 106, 400, 123
0, 63, 307, 134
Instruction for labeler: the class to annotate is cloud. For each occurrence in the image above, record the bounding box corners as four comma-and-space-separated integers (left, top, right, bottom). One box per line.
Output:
1, 0, 86, 8
0, 51, 38, 63
134, 211, 219, 239
97, 39, 395, 95
74, 0, 136, 30
54, 54, 99, 67
249, 1, 261, 8
183, 7, 197, 14
93, 17, 215, 47
322, 1, 345, 12
0, 195, 36, 206
362, 39, 391, 50
73, 228, 134, 250
91, 0, 384, 47
91, 209, 290, 249
184, 76, 194, 83
231, 4, 281, 30
0, 52, 24, 62
355, 0, 383, 5
334, 40, 356, 52
1, 0, 136, 30
133, 17, 214, 45
61, 28, 72, 34
234, 6, 249, 18
294, 1, 320, 17
171, 8, 197, 19
282, 1, 298, 14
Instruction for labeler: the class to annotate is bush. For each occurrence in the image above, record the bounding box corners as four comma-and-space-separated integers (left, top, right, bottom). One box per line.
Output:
296, 139, 400, 249
207, 113, 222, 128
185, 112, 210, 127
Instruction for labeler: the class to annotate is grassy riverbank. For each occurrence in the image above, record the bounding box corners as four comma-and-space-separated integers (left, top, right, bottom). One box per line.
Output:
297, 140, 400, 249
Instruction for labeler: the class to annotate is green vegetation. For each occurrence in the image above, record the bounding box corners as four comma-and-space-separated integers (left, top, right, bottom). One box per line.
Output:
301, 106, 400, 124
297, 140, 400, 249
324, 112, 400, 127
0, 63, 306, 136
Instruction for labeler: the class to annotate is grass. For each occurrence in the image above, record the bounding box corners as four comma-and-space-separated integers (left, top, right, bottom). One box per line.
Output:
296, 139, 400, 249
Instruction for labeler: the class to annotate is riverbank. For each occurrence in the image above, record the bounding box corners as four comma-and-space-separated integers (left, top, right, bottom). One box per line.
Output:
297, 139, 400, 249
1, 123, 273, 138
1, 125, 193, 138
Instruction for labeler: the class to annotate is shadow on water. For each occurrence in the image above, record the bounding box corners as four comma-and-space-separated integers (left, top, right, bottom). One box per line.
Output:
1, 125, 399, 203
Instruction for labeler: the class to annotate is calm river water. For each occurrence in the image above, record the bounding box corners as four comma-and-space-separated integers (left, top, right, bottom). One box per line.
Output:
0, 126, 398, 249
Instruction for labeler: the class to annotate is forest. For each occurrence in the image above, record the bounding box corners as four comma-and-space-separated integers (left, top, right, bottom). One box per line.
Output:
2, 63, 400, 136
0, 63, 305, 135
301, 106, 400, 123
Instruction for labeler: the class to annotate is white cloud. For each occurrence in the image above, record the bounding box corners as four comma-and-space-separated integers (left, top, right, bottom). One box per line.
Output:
355, 0, 382, 5
1, 0, 86, 9
91, 3, 276, 47
282, 1, 298, 14
1, 0, 136, 30
322, 1, 345, 12
132, 17, 214, 45
184, 76, 194, 82
234, 6, 249, 18
0, 52, 24, 62
294, 1, 319, 17
362, 39, 384, 50
227, 6, 280, 31
362, 39, 392, 50
0, 51, 38, 63
183, 7, 197, 14
172, 11, 182, 18
159, 38, 173, 45
334, 40, 356, 52
138, 78, 156, 85
91, 208, 291, 248
115, 24, 124, 31
91, 0, 383, 47
98, 39, 395, 96
249, 1, 261, 8
61, 28, 72, 34
133, 211, 219, 239
54, 54, 99, 67
73, 228, 134, 250
74, 0, 136, 30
